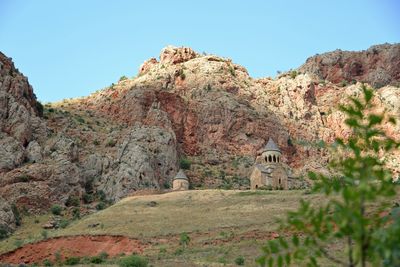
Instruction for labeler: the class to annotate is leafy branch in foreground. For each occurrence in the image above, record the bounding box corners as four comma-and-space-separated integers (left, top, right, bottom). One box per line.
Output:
257, 85, 400, 267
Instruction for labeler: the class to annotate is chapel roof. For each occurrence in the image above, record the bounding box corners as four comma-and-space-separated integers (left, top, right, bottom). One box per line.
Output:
174, 169, 188, 180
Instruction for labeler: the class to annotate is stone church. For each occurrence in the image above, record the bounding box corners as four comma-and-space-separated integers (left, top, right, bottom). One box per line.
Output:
250, 138, 289, 190
172, 169, 189, 190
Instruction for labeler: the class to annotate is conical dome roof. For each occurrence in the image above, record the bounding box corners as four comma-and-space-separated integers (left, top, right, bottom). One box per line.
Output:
263, 138, 281, 152
174, 169, 188, 180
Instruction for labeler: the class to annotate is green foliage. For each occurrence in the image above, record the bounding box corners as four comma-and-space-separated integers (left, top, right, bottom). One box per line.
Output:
42, 259, 53, 266
0, 225, 9, 240
41, 230, 48, 239
228, 64, 236, 77
89, 256, 104, 264
290, 70, 298, 79
17, 174, 31, 182
35, 101, 44, 117
72, 207, 80, 219
97, 190, 107, 201
179, 158, 191, 170
257, 86, 400, 267
59, 219, 69, 229
96, 201, 107, 210
177, 69, 186, 80
76, 116, 85, 124
11, 203, 21, 226
93, 139, 100, 146
340, 79, 348, 87
234, 256, 245, 265
106, 138, 117, 147
50, 205, 62, 215
98, 251, 109, 260
14, 239, 23, 248
55, 250, 62, 265
64, 257, 80, 265
65, 195, 80, 207
179, 232, 190, 248
119, 75, 128, 81
88, 252, 108, 264
119, 254, 148, 267
83, 193, 93, 204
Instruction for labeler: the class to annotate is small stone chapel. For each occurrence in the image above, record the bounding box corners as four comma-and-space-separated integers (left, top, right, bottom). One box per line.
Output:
172, 169, 189, 191
250, 138, 289, 190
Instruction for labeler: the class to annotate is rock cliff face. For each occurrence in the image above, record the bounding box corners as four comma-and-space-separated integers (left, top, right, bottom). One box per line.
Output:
0, 44, 399, 235
298, 43, 400, 88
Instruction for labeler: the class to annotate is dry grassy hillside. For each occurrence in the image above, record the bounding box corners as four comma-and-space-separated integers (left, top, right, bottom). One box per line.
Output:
0, 189, 341, 266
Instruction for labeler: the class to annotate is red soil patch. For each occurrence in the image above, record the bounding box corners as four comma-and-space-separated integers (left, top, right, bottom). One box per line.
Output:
0, 235, 147, 265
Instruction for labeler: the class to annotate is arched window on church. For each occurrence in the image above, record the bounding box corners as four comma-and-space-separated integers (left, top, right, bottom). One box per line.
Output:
268, 155, 272, 162
279, 178, 281, 185
273, 155, 276, 162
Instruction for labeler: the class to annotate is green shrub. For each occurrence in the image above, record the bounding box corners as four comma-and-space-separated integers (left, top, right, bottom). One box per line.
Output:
290, 70, 298, 79
119, 255, 148, 267
41, 230, 48, 239
90, 256, 104, 264
228, 65, 236, 76
14, 239, 23, 248
106, 139, 117, 147
83, 193, 93, 204
234, 256, 245, 265
64, 257, 80, 265
0, 225, 9, 240
179, 158, 191, 170
177, 69, 185, 80
174, 247, 184, 255
119, 75, 128, 81
163, 181, 170, 189
36, 101, 44, 117
97, 190, 107, 201
96, 201, 107, 210
42, 259, 53, 266
11, 204, 21, 226
17, 175, 31, 182
93, 139, 100, 146
59, 219, 69, 229
179, 232, 190, 248
76, 117, 85, 124
72, 207, 80, 219
65, 195, 80, 207
99, 251, 109, 260
50, 205, 62, 215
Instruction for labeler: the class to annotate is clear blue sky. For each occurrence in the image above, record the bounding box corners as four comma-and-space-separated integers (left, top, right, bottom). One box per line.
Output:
0, 0, 399, 102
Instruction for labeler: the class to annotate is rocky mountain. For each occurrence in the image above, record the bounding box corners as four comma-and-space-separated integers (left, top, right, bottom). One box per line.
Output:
0, 44, 399, 236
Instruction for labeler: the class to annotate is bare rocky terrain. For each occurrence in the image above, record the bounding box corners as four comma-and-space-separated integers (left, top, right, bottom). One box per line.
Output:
0, 43, 399, 238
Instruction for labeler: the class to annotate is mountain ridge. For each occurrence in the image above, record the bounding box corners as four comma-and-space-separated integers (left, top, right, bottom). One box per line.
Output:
0, 43, 399, 236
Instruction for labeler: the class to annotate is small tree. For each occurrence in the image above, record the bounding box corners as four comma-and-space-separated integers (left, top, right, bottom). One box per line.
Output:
257, 86, 400, 267
179, 232, 191, 248
50, 205, 62, 216
179, 158, 191, 170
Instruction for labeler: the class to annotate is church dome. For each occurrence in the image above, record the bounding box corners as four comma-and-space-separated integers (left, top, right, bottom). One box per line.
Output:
263, 138, 281, 153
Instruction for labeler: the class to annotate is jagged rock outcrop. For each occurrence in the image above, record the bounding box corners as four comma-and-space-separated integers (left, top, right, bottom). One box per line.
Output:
0, 198, 16, 236
100, 125, 178, 200
298, 43, 400, 88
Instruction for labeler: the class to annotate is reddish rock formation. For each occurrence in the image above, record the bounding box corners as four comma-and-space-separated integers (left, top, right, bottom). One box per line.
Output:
298, 43, 400, 88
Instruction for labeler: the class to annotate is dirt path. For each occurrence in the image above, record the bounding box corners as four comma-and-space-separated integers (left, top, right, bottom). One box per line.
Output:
0, 235, 146, 265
